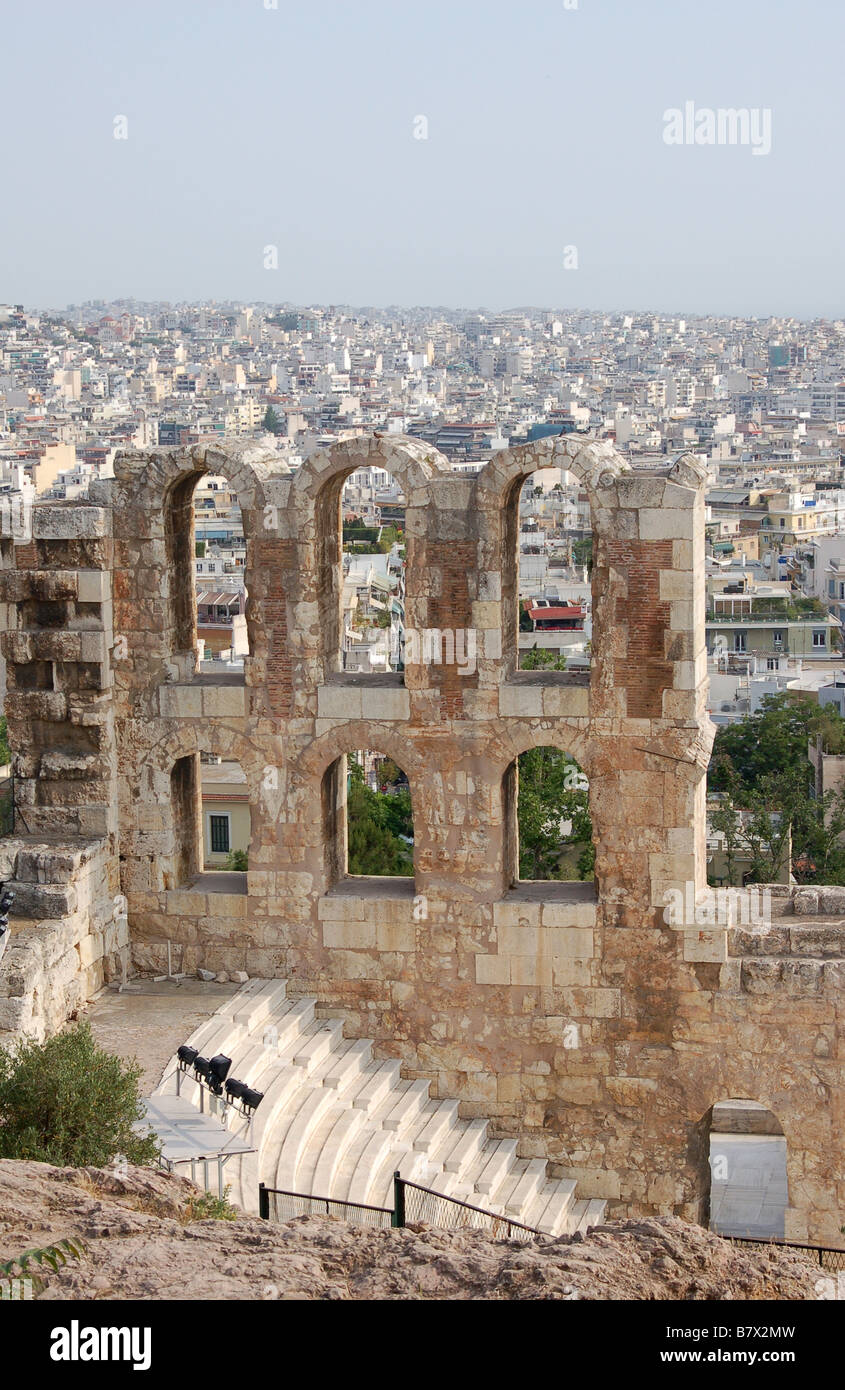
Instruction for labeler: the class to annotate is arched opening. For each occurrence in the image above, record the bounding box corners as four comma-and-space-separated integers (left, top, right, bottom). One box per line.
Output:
164, 470, 251, 680
505, 461, 594, 678
504, 746, 594, 885
166, 753, 251, 894
318, 465, 406, 677
708, 1099, 788, 1239
322, 749, 414, 888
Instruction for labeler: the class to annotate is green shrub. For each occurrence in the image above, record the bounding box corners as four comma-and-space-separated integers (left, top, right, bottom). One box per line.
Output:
183, 1187, 238, 1222
0, 1021, 160, 1168
225, 849, 248, 871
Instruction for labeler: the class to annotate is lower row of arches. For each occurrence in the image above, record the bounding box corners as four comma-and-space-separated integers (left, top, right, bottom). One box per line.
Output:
164, 743, 593, 892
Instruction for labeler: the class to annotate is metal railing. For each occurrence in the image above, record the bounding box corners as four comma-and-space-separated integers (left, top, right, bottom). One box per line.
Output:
725, 1235, 845, 1273
395, 1176, 542, 1242
259, 1183, 393, 1230
258, 1173, 544, 1242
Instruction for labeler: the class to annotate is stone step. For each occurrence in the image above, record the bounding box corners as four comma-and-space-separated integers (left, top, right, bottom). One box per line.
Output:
441, 1118, 489, 1174
273, 1087, 341, 1191
382, 1080, 432, 1133
413, 1100, 460, 1154
292, 1018, 346, 1073
474, 1139, 519, 1196
310, 1106, 371, 1197
351, 1060, 403, 1113
528, 1178, 579, 1235
578, 1198, 608, 1232
221, 978, 288, 1030
323, 1039, 373, 1091
348, 1129, 405, 1206
504, 1158, 548, 1216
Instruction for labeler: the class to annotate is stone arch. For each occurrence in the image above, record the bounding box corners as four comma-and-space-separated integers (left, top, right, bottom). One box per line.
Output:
114, 441, 282, 520
290, 434, 449, 509
290, 435, 450, 680
294, 722, 427, 892
112, 443, 287, 683
139, 725, 267, 892
493, 726, 594, 892
472, 435, 629, 683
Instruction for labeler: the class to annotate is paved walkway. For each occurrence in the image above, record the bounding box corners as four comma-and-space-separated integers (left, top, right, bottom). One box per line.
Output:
84, 979, 239, 1094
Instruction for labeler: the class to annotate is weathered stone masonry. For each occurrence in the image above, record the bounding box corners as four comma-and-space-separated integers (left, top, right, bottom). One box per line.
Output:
0, 432, 841, 1243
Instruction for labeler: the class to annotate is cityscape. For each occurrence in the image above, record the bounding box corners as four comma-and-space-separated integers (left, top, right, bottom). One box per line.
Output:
1, 0, 843, 1347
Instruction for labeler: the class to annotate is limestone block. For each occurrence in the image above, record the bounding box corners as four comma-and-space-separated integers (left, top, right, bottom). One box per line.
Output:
551, 958, 593, 986
202, 684, 247, 718
204, 892, 247, 919
510, 956, 555, 987
375, 920, 415, 952
471, 601, 499, 629
76, 931, 104, 969
316, 685, 362, 719
475, 954, 510, 985
683, 928, 728, 963
33, 506, 109, 539
541, 902, 597, 929
638, 508, 694, 541
359, 685, 410, 721
499, 684, 543, 718
497, 924, 594, 957
10, 882, 77, 918
0, 570, 78, 602
323, 919, 376, 949
541, 685, 590, 718
318, 894, 366, 922
492, 900, 541, 928
79, 632, 108, 664
165, 891, 208, 917
77, 569, 111, 603
659, 570, 694, 601
1, 631, 33, 663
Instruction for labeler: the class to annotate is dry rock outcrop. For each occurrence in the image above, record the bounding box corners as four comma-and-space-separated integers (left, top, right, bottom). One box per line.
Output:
0, 1160, 822, 1301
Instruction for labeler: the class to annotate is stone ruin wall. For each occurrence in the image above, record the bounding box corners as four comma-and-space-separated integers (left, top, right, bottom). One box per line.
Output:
0, 432, 841, 1243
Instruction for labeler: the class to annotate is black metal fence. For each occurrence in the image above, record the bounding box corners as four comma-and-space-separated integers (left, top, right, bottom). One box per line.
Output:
259, 1173, 543, 1241
395, 1176, 541, 1242
726, 1235, 845, 1273
259, 1183, 393, 1230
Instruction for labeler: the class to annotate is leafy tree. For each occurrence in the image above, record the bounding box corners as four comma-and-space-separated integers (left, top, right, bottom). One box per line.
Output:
0, 1022, 160, 1167
346, 758, 413, 876
709, 693, 844, 793
377, 758, 403, 787
262, 405, 281, 435
0, 717, 9, 767
519, 647, 567, 671
225, 849, 248, 871
708, 694, 845, 883
572, 536, 593, 571
517, 747, 592, 880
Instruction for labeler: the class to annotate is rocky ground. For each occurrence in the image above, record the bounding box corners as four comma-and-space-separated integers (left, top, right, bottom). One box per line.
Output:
0, 1160, 824, 1301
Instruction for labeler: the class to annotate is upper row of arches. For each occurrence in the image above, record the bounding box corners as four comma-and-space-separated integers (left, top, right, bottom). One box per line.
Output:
111, 435, 706, 685
114, 431, 637, 521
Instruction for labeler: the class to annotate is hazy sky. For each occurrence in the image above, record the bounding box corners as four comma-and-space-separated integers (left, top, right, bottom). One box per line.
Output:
3, 0, 843, 317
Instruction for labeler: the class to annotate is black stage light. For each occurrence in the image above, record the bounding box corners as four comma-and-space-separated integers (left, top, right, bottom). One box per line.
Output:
0, 890, 15, 915
240, 1087, 264, 1112
193, 1055, 211, 1082
177, 1045, 198, 1067
209, 1054, 232, 1085
225, 1078, 247, 1102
